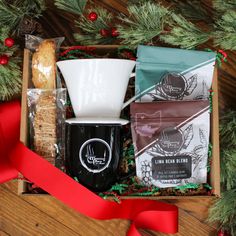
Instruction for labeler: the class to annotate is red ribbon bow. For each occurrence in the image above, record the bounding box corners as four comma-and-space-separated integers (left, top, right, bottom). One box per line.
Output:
0, 101, 178, 235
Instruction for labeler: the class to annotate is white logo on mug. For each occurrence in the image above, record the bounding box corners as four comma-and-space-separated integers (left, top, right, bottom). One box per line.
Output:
79, 138, 112, 173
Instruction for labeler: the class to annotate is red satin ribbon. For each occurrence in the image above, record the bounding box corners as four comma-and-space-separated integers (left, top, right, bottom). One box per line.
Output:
0, 101, 20, 183
0, 101, 178, 235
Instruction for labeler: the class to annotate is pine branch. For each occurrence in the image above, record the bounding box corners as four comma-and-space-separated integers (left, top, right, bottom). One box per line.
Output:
0, 1, 24, 30
0, 61, 22, 101
74, 7, 114, 45
0, 0, 45, 32
0, 27, 21, 101
160, 13, 211, 49
127, 0, 155, 4
214, 10, 236, 50
219, 111, 236, 190
0, 27, 19, 57
0, 27, 10, 42
213, 0, 236, 12
74, 33, 114, 45
221, 150, 236, 191
219, 111, 236, 148
208, 189, 236, 235
54, 0, 87, 16
208, 111, 236, 233
169, 0, 212, 23
118, 2, 170, 46
21, 0, 46, 14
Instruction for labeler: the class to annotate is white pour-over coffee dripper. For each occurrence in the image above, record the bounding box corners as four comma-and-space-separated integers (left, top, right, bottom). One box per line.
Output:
57, 59, 135, 119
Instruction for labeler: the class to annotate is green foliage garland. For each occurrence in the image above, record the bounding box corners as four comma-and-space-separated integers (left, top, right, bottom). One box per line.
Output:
209, 111, 236, 235
0, 61, 22, 101
0, 27, 21, 101
209, 190, 236, 235
0, 0, 45, 34
213, 0, 236, 12
54, 0, 87, 15
118, 2, 170, 46
53, 0, 236, 50
74, 7, 114, 45
214, 10, 236, 50
168, 0, 212, 22
160, 13, 210, 49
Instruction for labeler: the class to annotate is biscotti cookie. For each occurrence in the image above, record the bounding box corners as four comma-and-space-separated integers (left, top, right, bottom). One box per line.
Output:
33, 92, 57, 165
32, 40, 56, 89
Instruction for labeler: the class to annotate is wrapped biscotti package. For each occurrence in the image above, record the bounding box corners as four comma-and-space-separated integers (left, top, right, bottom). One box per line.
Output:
26, 35, 66, 167
27, 89, 66, 167
130, 100, 210, 188
25, 35, 64, 89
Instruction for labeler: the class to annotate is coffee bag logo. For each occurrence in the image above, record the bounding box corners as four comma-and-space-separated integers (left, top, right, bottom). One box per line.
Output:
161, 73, 186, 98
79, 138, 112, 173
148, 72, 198, 100
159, 127, 184, 153
148, 125, 194, 156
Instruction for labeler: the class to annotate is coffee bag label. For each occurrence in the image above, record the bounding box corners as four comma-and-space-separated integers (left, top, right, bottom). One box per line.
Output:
140, 64, 214, 101
135, 45, 216, 102
131, 101, 210, 188
152, 155, 192, 180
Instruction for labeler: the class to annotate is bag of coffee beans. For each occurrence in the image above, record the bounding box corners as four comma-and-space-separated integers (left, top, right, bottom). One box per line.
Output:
130, 100, 210, 188
135, 45, 216, 101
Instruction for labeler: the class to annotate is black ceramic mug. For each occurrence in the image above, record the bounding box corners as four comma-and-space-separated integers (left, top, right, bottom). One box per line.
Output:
66, 121, 123, 192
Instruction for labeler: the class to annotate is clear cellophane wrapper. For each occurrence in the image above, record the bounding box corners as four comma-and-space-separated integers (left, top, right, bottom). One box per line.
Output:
27, 88, 66, 169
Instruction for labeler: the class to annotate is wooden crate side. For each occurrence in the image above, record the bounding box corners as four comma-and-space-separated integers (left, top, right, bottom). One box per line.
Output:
18, 49, 30, 195
20, 49, 30, 145
210, 69, 221, 197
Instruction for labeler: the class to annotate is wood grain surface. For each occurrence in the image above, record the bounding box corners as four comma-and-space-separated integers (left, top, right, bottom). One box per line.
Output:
0, 181, 217, 236
1, 1, 234, 235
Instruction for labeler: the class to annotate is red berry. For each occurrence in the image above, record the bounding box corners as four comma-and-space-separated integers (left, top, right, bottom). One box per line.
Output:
218, 49, 227, 59
111, 27, 119, 37
218, 229, 230, 236
4, 37, 15, 47
100, 28, 110, 37
0, 55, 9, 65
88, 12, 98, 21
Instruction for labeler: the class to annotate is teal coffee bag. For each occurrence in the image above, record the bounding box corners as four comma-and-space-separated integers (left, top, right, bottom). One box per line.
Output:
135, 45, 216, 101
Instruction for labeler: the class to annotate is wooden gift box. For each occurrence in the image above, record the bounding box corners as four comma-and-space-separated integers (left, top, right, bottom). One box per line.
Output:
18, 46, 221, 200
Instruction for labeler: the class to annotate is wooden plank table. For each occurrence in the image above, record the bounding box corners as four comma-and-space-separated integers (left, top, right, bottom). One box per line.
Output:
0, 181, 217, 236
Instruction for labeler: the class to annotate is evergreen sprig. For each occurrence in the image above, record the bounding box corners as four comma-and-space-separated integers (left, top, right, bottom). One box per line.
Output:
0, 27, 21, 101
118, 2, 170, 46
209, 189, 236, 235
0, 0, 45, 33
221, 150, 236, 191
0, 27, 10, 43
219, 111, 236, 191
74, 7, 114, 45
214, 10, 236, 50
169, 0, 212, 22
0, 62, 22, 101
128, 0, 154, 4
208, 111, 236, 234
219, 111, 236, 148
160, 13, 211, 49
54, 0, 87, 16
213, 0, 236, 12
